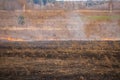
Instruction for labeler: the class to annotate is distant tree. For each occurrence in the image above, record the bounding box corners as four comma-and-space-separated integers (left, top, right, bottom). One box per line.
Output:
42, 0, 56, 5
33, 0, 39, 4
86, 0, 93, 7
43, 0, 47, 5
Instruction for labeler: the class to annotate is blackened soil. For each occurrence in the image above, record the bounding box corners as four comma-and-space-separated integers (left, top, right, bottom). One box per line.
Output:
0, 41, 120, 80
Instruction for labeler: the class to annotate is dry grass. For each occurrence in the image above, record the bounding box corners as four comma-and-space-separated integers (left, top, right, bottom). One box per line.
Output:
0, 10, 120, 80
84, 12, 120, 39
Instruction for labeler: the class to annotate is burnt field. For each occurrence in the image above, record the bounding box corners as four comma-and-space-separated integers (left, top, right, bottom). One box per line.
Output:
0, 41, 120, 80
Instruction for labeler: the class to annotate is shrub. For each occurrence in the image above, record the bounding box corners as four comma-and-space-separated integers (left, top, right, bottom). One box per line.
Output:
18, 15, 25, 25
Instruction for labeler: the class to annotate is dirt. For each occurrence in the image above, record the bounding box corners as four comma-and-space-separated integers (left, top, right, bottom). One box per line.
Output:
0, 41, 120, 80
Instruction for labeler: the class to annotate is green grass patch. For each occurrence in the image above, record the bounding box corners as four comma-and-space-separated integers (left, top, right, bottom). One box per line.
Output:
87, 15, 120, 21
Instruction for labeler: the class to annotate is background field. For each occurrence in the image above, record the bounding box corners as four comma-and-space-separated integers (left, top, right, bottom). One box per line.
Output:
0, 10, 120, 41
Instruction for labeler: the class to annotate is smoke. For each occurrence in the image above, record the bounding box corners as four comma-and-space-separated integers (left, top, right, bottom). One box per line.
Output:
66, 11, 86, 40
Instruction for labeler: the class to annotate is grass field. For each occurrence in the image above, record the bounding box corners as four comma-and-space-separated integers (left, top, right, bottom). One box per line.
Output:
0, 10, 120, 41
0, 9, 120, 80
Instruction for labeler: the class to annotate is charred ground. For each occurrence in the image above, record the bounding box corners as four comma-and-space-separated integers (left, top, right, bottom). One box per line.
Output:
0, 41, 120, 80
